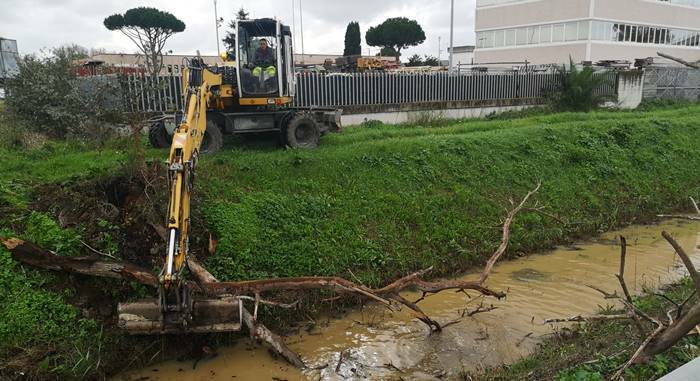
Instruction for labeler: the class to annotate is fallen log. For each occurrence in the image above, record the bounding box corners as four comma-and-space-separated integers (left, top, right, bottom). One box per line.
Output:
1, 238, 158, 287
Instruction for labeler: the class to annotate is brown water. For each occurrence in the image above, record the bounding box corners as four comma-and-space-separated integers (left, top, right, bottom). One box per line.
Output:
116, 220, 700, 381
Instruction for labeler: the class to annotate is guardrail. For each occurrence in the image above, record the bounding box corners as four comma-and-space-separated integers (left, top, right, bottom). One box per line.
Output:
118, 70, 619, 113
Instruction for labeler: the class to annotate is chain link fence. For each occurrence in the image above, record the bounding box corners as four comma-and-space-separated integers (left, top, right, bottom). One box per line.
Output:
643, 67, 700, 100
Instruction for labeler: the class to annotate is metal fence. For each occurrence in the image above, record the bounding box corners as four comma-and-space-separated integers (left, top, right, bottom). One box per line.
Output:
643, 67, 700, 100
120, 73, 185, 113
119, 70, 619, 113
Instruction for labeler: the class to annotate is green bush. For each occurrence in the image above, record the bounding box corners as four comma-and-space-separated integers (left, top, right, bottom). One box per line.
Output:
549, 58, 613, 112
4, 48, 124, 142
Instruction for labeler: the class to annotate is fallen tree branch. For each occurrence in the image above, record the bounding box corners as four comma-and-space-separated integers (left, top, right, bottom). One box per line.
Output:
544, 314, 633, 324
656, 214, 700, 221
1, 238, 158, 287
657, 52, 700, 69
690, 197, 700, 216
617, 236, 646, 335
187, 257, 306, 369
662, 231, 700, 294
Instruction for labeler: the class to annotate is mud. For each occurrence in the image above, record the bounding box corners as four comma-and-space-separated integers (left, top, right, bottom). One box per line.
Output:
116, 219, 700, 381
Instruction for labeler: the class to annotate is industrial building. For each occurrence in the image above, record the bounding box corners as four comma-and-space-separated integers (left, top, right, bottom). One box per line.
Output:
447, 45, 476, 67
474, 0, 700, 65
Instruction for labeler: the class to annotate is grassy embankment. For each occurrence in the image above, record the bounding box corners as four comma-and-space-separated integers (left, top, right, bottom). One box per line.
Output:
467, 278, 700, 381
1, 104, 700, 379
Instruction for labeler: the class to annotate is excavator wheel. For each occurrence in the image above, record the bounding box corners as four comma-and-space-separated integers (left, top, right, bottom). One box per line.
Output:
200, 121, 223, 154
148, 120, 170, 148
285, 113, 320, 149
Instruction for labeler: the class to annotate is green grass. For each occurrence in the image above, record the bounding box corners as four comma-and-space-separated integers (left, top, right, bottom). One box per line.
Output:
468, 278, 700, 381
199, 105, 700, 285
1, 103, 700, 379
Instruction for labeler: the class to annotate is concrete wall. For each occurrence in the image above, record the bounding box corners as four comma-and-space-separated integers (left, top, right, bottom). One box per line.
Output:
476, 0, 591, 30
614, 70, 645, 108
342, 105, 535, 126
475, 43, 588, 64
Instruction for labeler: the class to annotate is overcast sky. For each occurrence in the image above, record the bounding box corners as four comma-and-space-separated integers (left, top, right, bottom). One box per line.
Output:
1, 0, 476, 60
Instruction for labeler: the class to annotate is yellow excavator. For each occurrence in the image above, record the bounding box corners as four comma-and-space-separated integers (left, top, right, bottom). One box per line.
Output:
119, 18, 340, 334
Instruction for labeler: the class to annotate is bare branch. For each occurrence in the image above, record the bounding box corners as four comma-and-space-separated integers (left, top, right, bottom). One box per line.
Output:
690, 197, 700, 216
479, 182, 541, 284
544, 314, 632, 324
662, 231, 700, 294
657, 214, 700, 221
617, 236, 646, 335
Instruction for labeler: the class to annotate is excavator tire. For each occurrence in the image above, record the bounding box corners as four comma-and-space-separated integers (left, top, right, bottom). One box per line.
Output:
285, 113, 320, 149
148, 120, 170, 148
201, 121, 223, 154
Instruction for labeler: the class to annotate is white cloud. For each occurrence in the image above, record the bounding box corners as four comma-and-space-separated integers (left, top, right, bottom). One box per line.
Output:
0, 0, 475, 60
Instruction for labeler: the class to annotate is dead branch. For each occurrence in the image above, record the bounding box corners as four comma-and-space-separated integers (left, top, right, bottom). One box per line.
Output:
544, 314, 632, 324
617, 236, 646, 335
1, 238, 158, 287
187, 257, 306, 369
479, 182, 541, 284
662, 231, 700, 294
656, 214, 700, 221
657, 52, 700, 69
614, 324, 666, 380
690, 197, 700, 216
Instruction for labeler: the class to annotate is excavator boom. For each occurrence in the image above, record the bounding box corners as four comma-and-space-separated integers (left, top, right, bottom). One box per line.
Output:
118, 58, 241, 335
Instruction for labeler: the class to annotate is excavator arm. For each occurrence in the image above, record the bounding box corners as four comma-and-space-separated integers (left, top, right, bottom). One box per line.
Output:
118, 59, 241, 334
162, 60, 220, 287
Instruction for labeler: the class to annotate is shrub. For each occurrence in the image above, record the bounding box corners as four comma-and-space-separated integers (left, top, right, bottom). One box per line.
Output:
549, 58, 612, 112
4, 48, 124, 142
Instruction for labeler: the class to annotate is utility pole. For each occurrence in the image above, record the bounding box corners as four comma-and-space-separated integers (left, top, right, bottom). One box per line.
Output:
448, 0, 455, 73
299, 0, 305, 64
292, 0, 296, 47
213, 0, 221, 56
438, 36, 442, 61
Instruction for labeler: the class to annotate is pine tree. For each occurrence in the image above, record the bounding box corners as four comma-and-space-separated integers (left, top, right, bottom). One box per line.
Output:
223, 7, 250, 51
343, 22, 361, 56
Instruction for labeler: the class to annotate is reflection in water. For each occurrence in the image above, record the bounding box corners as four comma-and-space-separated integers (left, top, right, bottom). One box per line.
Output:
116, 220, 699, 381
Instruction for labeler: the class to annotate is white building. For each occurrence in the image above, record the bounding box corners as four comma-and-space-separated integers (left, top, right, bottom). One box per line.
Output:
474, 0, 700, 65
448, 45, 476, 66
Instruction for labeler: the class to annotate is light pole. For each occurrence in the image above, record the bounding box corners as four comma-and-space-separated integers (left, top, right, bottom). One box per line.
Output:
448, 0, 455, 73
292, 0, 296, 47
299, 0, 306, 64
213, 0, 222, 56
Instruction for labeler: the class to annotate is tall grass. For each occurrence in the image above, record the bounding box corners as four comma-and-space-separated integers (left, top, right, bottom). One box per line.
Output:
199, 105, 700, 286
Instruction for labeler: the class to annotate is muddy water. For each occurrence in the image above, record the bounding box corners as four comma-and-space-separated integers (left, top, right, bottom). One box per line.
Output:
116, 220, 700, 381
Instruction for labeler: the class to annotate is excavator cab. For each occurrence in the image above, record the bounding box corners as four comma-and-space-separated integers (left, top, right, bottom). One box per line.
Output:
236, 18, 295, 100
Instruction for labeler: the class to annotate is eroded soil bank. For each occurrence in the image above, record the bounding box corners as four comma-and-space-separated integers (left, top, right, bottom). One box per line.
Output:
117, 219, 700, 381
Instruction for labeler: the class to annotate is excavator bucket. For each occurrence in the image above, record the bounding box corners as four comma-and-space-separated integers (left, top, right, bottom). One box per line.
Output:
118, 297, 242, 335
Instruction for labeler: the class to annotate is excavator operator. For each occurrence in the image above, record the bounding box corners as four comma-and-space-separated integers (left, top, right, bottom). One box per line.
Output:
252, 38, 277, 79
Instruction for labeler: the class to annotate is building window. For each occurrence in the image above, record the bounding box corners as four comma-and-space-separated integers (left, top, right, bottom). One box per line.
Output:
578, 21, 590, 40
656, 0, 700, 8
494, 30, 505, 47
505, 29, 516, 46
515, 27, 527, 45
476, 19, 700, 50
540, 25, 552, 43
